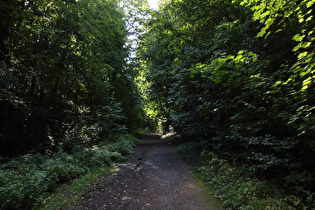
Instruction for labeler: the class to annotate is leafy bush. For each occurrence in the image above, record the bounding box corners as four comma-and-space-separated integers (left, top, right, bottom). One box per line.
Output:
108, 134, 137, 156
178, 141, 315, 209
139, 0, 314, 203
0, 135, 136, 209
0, 163, 50, 209
133, 128, 148, 135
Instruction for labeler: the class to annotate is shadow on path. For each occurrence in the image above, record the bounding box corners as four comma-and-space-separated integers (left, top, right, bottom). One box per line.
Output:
76, 133, 221, 210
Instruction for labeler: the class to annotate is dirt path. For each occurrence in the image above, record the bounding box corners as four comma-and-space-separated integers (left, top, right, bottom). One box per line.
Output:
77, 133, 221, 210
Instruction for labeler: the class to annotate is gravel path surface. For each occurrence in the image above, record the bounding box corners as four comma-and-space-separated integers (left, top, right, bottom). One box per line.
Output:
77, 133, 221, 210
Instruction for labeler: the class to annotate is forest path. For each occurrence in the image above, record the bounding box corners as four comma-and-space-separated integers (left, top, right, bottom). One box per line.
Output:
77, 132, 221, 210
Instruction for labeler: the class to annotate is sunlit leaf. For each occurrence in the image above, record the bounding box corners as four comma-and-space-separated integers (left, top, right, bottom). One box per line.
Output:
298, 51, 308, 58
292, 34, 305, 42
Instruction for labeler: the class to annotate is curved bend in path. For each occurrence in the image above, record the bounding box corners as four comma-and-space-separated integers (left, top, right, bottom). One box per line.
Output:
78, 133, 221, 210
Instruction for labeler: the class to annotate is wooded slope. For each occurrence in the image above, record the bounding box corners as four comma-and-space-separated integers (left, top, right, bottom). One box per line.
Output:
138, 0, 315, 206
0, 0, 144, 156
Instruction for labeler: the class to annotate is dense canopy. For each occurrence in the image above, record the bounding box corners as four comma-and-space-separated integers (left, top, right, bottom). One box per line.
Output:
0, 0, 146, 156
138, 0, 315, 208
0, 0, 314, 209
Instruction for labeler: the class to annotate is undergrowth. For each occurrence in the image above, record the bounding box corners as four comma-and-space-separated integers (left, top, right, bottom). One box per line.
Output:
133, 128, 148, 135
177, 141, 315, 210
40, 167, 113, 210
0, 134, 136, 209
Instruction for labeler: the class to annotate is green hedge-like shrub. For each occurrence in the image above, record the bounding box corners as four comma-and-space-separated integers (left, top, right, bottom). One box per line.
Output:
0, 135, 136, 209
178, 141, 315, 209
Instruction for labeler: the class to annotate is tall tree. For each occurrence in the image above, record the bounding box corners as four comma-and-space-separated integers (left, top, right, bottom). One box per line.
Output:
0, 0, 144, 156
138, 0, 315, 202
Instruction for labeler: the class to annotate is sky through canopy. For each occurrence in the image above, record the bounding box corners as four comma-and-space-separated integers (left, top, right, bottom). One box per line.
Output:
148, 0, 158, 10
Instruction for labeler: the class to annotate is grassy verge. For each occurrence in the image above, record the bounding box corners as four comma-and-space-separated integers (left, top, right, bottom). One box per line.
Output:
175, 140, 313, 209
40, 167, 114, 210
0, 134, 137, 209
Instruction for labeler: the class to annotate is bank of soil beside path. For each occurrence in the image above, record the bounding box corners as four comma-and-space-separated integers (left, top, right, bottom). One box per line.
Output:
76, 132, 221, 210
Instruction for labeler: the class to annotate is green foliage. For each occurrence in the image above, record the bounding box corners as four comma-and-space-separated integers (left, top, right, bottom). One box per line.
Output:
0, 135, 135, 209
0, 0, 145, 156
138, 0, 315, 207
178, 142, 315, 209
40, 167, 111, 210
134, 128, 148, 135
0, 0, 147, 207
239, 0, 315, 133
107, 135, 138, 156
